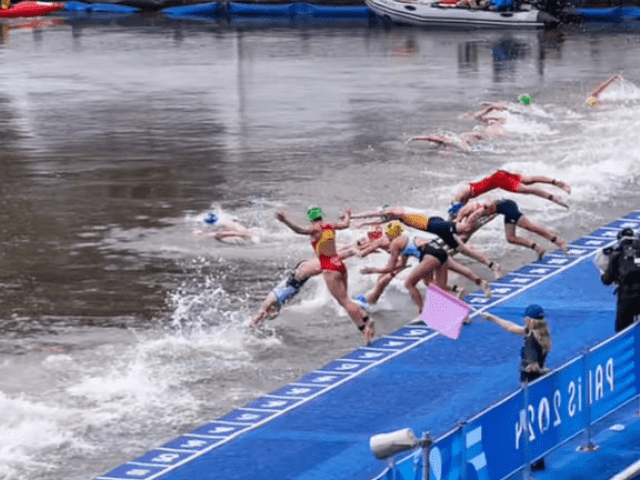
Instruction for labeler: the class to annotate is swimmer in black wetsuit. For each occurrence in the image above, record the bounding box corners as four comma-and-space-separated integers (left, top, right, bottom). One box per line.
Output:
466, 198, 568, 258
353, 207, 502, 278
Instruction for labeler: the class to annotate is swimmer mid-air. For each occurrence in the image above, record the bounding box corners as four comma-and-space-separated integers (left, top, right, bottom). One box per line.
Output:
465, 198, 568, 258
357, 222, 492, 314
352, 207, 502, 279
277, 206, 375, 343
448, 170, 570, 217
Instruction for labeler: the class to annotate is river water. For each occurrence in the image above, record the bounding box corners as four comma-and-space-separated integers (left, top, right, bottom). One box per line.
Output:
0, 12, 640, 480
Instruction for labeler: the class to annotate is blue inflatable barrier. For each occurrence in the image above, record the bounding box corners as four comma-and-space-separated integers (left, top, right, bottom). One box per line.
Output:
299, 3, 370, 17
227, 1, 297, 15
163, 1, 222, 15
576, 6, 640, 21
161, 2, 371, 18
62, 1, 139, 12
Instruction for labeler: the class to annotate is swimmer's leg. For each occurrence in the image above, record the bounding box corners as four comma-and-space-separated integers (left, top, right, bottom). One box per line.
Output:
250, 292, 279, 328
404, 256, 442, 313
516, 184, 569, 208
514, 217, 567, 254
519, 175, 571, 194
446, 258, 492, 299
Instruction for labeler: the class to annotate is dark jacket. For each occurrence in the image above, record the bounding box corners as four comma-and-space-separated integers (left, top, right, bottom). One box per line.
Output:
601, 240, 640, 295
520, 329, 548, 383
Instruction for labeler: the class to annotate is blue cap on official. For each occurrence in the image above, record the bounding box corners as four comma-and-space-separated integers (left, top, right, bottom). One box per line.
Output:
524, 304, 545, 320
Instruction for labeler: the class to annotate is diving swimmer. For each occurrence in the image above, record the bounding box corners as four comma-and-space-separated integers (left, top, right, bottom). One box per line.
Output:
352, 207, 502, 279
465, 198, 568, 258
357, 222, 493, 313
276, 206, 375, 343
448, 170, 570, 217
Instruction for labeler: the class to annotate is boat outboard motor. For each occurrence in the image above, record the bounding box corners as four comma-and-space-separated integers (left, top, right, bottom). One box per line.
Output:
536, 9, 560, 26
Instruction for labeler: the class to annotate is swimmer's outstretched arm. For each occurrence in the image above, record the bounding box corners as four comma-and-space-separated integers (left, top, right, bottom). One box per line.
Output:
351, 210, 385, 220
588, 74, 623, 102
334, 207, 351, 230
462, 103, 507, 121
406, 134, 455, 146
276, 210, 313, 235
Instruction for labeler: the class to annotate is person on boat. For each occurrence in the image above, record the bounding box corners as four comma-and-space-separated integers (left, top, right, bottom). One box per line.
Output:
277, 206, 375, 343
587, 74, 623, 105
447, 169, 571, 218
352, 207, 502, 278
480, 303, 552, 471
463, 198, 568, 258
192, 212, 257, 243
357, 221, 492, 314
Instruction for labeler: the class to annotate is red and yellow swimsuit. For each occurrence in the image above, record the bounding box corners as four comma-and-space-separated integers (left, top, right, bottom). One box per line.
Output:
311, 223, 346, 272
469, 170, 522, 197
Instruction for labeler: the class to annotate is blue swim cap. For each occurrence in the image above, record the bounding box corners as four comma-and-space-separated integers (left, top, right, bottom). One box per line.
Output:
448, 202, 463, 217
524, 304, 545, 320
204, 212, 219, 225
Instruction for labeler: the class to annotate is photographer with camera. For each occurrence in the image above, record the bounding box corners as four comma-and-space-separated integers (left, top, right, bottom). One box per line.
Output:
599, 228, 640, 332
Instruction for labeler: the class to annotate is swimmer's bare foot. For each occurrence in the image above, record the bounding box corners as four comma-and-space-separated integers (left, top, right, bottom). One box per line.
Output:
451, 284, 465, 299
551, 236, 568, 255
531, 243, 546, 260
552, 180, 571, 194
362, 319, 376, 345
480, 279, 492, 298
549, 194, 569, 209
463, 316, 472, 325
490, 262, 502, 279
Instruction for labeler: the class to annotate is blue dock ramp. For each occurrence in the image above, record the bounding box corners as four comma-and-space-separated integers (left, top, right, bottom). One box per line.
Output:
94, 211, 640, 480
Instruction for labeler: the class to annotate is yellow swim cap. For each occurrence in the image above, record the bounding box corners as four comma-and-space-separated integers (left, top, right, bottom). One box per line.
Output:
587, 97, 597, 105
385, 222, 403, 239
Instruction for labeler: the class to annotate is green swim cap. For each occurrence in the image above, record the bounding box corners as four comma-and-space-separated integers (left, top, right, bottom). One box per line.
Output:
307, 206, 323, 222
518, 93, 532, 105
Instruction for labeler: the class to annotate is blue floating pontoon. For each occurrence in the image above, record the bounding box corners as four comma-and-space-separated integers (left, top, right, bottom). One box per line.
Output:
92, 210, 640, 480
575, 5, 640, 21
62, 1, 140, 12
160, 1, 371, 18
162, 1, 222, 16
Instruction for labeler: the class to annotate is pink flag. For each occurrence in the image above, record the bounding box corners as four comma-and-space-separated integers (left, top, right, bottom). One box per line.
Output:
420, 285, 471, 340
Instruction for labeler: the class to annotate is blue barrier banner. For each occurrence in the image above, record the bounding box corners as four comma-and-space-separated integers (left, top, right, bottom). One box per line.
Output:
427, 392, 525, 480
377, 325, 640, 480
523, 358, 586, 462
587, 328, 638, 424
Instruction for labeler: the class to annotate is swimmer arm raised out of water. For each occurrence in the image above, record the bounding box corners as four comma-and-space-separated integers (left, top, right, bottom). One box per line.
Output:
587, 74, 623, 104
276, 210, 315, 235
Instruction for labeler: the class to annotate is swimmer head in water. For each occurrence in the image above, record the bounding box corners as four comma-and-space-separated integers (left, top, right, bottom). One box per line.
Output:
204, 212, 219, 225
